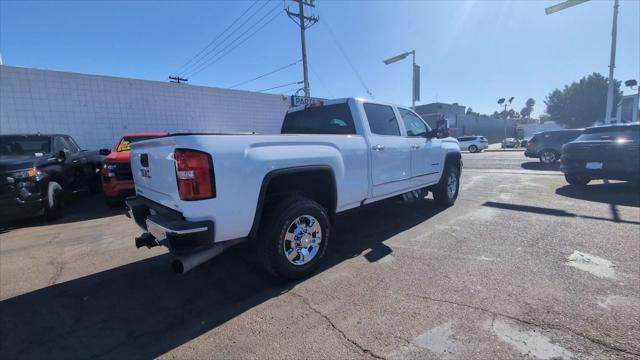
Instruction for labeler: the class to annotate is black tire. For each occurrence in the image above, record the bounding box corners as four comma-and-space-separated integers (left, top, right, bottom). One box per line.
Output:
433, 163, 460, 207
44, 181, 64, 220
258, 196, 330, 280
565, 173, 590, 186
468, 145, 478, 153
539, 150, 558, 164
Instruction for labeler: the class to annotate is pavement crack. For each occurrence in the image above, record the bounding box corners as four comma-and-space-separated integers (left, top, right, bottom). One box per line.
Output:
406, 293, 640, 357
289, 291, 386, 360
47, 260, 65, 286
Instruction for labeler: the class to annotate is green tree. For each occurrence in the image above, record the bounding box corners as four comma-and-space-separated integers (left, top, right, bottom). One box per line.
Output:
544, 73, 622, 128
520, 98, 535, 118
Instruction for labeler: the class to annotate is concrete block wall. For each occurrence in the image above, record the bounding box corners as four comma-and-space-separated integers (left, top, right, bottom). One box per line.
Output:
0, 65, 291, 149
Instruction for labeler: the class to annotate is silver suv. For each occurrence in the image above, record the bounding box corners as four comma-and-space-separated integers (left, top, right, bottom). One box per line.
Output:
457, 135, 488, 153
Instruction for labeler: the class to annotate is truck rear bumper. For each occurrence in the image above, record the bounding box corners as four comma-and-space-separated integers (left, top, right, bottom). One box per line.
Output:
125, 196, 215, 255
561, 162, 640, 182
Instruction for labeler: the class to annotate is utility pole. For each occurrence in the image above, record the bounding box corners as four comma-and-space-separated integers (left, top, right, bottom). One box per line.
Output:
168, 76, 188, 84
287, 0, 318, 97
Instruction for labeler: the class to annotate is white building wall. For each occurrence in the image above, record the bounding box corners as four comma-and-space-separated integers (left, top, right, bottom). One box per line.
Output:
0, 65, 291, 149
517, 121, 566, 138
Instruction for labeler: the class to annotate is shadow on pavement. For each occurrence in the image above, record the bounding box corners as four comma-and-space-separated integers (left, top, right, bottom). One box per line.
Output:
0, 194, 125, 234
483, 201, 640, 225
520, 161, 560, 171
555, 182, 640, 208
0, 197, 445, 359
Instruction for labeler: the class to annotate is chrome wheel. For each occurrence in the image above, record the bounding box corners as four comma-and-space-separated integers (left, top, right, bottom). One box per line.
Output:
540, 151, 556, 164
447, 172, 458, 200
283, 215, 322, 266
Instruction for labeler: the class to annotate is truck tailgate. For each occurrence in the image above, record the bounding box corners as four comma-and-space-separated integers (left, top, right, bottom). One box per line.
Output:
130, 138, 181, 209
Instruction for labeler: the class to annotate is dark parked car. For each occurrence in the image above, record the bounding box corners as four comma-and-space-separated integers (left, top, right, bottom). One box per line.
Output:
501, 138, 519, 148
0, 134, 109, 220
561, 123, 640, 186
525, 129, 583, 164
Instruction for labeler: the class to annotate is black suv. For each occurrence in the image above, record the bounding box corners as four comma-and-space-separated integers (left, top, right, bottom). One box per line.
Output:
561, 123, 640, 186
0, 134, 109, 220
525, 129, 583, 164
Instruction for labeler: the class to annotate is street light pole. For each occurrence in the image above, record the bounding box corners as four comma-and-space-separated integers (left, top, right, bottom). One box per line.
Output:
411, 51, 416, 110
384, 50, 418, 109
545, 0, 620, 123
604, 0, 619, 123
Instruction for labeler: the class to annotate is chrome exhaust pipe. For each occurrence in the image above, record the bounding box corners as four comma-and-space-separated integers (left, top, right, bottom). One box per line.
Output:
171, 238, 246, 274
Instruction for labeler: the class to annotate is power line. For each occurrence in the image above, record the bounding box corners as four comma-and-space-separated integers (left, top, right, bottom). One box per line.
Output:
322, 18, 374, 98
258, 80, 303, 92
177, 0, 272, 78
170, 0, 260, 77
308, 63, 334, 98
185, 3, 283, 78
230, 59, 302, 89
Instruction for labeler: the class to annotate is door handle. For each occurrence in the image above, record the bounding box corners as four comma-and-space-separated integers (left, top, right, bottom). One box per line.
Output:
72, 159, 80, 164
372, 144, 385, 151
410, 145, 420, 150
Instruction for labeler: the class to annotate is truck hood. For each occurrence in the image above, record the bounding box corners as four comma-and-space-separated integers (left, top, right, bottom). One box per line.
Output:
0, 155, 48, 172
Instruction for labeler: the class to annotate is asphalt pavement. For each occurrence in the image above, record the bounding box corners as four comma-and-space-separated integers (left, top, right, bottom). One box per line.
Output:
1, 151, 638, 359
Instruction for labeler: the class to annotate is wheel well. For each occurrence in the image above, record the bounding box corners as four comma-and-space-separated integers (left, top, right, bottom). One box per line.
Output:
445, 151, 462, 169
249, 166, 337, 238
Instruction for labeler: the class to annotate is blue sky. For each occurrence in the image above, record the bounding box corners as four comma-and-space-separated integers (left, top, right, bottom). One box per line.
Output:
1, 0, 638, 116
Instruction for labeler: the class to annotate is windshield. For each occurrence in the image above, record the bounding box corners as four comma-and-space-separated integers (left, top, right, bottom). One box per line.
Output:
0, 135, 51, 156
116, 136, 164, 152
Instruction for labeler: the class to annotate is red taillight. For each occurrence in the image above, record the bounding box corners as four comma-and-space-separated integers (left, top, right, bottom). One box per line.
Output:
174, 149, 215, 201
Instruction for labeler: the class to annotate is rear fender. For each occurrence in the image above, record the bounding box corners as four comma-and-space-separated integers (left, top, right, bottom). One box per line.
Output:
249, 165, 337, 239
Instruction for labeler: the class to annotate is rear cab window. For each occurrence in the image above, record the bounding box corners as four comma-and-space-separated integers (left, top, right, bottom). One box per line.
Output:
363, 103, 400, 136
281, 103, 356, 135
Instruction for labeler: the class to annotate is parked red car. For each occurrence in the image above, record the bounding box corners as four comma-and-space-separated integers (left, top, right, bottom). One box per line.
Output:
102, 133, 168, 205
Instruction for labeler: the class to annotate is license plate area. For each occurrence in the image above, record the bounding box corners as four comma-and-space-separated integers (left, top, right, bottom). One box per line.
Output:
586, 162, 603, 170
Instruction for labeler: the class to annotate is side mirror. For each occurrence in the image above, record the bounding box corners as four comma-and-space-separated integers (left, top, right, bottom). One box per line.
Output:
99, 148, 111, 156
435, 118, 449, 138
58, 150, 67, 162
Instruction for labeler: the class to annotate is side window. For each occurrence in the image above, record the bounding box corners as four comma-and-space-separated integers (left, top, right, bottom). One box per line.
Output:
399, 108, 429, 137
65, 137, 81, 153
363, 103, 400, 136
54, 137, 68, 153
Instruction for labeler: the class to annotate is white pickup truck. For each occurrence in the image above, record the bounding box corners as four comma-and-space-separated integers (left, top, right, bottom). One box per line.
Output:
126, 98, 461, 279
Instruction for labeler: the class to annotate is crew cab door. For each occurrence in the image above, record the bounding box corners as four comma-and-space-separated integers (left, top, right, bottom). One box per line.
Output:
398, 108, 441, 186
53, 136, 84, 190
363, 102, 412, 197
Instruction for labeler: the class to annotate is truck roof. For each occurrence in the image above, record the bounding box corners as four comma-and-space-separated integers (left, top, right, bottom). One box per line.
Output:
1, 133, 69, 137
287, 97, 411, 113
